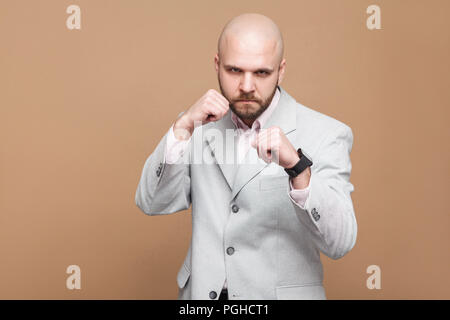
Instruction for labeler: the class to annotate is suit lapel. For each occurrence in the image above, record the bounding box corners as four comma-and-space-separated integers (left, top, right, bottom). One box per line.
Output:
204, 108, 237, 190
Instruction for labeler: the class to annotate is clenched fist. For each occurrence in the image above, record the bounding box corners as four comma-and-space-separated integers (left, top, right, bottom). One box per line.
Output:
250, 126, 300, 169
174, 89, 230, 140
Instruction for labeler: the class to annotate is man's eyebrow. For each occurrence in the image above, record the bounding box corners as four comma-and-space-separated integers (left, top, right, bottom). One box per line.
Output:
223, 65, 274, 73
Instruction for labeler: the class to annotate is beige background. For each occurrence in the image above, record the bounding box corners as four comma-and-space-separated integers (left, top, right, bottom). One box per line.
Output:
0, 0, 449, 299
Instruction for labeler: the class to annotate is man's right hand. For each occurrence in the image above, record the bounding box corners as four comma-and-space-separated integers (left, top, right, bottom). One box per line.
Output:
173, 89, 230, 140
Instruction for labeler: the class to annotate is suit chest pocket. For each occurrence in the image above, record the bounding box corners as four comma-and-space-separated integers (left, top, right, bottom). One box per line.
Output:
259, 175, 289, 191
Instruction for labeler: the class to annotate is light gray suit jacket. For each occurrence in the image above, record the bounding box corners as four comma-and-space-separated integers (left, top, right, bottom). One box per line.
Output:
135, 86, 357, 300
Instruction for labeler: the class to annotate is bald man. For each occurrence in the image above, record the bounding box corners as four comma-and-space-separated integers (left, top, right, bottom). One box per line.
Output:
135, 13, 357, 300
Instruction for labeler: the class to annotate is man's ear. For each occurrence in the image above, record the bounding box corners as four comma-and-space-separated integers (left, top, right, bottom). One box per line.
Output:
277, 58, 286, 85
214, 53, 220, 74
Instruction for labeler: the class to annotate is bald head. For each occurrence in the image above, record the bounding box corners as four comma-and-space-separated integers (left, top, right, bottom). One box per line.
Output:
217, 13, 284, 65
214, 14, 286, 127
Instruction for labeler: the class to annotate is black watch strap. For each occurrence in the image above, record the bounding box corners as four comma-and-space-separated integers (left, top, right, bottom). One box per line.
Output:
284, 148, 313, 178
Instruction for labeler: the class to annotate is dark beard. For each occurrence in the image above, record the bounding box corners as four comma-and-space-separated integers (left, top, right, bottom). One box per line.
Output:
218, 78, 278, 122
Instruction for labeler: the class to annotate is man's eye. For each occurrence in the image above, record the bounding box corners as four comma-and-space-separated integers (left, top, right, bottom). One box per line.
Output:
230, 68, 240, 73
256, 71, 268, 75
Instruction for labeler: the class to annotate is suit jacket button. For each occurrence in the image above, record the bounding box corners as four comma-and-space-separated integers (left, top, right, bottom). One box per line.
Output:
311, 208, 320, 221
231, 204, 239, 213
209, 291, 217, 299
227, 247, 235, 255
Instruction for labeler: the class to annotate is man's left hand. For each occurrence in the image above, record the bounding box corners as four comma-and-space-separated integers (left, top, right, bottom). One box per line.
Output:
251, 126, 311, 189
250, 126, 299, 168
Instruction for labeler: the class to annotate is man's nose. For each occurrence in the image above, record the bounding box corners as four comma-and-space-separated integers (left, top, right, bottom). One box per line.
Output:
239, 72, 255, 93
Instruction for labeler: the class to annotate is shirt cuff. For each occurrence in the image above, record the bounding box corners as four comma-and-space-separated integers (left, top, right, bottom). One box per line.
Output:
288, 177, 311, 209
164, 123, 192, 164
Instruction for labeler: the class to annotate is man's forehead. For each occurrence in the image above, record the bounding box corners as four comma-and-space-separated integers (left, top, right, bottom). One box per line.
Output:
221, 39, 278, 66
224, 34, 277, 54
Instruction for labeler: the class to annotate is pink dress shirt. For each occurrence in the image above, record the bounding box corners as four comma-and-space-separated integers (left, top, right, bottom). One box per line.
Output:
163, 88, 311, 290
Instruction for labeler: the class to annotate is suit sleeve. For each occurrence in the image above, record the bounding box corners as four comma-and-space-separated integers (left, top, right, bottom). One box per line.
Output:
135, 114, 192, 215
165, 123, 192, 164
288, 124, 357, 260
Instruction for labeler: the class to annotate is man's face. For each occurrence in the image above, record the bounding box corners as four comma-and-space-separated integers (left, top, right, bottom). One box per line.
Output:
215, 37, 284, 123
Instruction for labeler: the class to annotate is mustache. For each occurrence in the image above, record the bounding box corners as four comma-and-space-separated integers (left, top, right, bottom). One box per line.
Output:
235, 97, 259, 102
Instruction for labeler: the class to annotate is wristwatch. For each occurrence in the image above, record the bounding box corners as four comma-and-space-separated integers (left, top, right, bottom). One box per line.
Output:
284, 148, 313, 178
